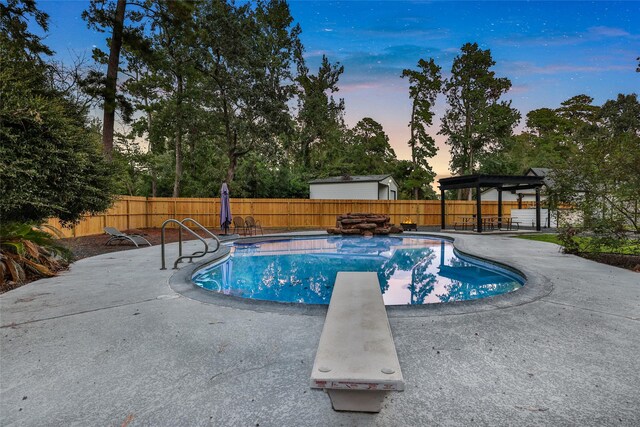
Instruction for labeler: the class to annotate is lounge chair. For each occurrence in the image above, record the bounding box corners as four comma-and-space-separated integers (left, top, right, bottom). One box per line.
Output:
244, 216, 263, 236
104, 227, 151, 247
233, 216, 246, 235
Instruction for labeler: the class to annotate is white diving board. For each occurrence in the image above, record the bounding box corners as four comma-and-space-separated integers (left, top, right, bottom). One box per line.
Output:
310, 272, 404, 412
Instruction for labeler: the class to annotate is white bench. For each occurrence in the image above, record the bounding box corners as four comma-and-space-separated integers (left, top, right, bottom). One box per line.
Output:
310, 272, 404, 412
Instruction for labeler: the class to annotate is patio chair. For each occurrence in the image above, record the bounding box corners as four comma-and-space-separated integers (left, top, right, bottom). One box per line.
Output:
104, 227, 151, 247
244, 216, 263, 236
233, 216, 246, 235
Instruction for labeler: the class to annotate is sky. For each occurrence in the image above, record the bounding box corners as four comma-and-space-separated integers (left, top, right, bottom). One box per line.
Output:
35, 0, 640, 179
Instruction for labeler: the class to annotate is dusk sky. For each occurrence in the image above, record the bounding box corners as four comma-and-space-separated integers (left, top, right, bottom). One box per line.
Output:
36, 0, 639, 178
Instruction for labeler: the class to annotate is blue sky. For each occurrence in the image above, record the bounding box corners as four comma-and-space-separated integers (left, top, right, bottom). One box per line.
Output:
36, 0, 640, 177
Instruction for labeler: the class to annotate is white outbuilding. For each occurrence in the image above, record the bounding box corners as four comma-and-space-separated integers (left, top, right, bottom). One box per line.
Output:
309, 174, 399, 200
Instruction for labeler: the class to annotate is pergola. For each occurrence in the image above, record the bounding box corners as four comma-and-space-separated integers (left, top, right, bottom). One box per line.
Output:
438, 174, 545, 233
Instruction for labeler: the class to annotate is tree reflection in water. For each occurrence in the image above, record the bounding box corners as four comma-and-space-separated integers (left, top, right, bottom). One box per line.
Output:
192, 237, 522, 305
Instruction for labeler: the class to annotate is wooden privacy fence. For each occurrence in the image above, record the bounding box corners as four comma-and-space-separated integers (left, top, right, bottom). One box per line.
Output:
46, 196, 536, 238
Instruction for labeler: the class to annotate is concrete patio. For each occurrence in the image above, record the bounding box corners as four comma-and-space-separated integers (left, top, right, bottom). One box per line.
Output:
1, 232, 639, 426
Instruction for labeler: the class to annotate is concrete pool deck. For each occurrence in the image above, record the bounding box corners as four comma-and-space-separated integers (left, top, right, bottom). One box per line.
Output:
1, 232, 638, 426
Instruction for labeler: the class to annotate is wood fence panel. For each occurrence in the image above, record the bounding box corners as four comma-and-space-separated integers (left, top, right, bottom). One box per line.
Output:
147, 198, 173, 228
44, 196, 544, 237
127, 197, 149, 230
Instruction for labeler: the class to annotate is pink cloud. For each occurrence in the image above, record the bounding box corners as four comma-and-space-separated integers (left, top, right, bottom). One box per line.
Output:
533, 64, 629, 74
588, 26, 630, 37
504, 61, 630, 75
339, 82, 383, 93
508, 84, 530, 94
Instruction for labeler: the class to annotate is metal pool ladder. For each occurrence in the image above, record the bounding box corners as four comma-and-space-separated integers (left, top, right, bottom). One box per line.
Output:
160, 218, 222, 270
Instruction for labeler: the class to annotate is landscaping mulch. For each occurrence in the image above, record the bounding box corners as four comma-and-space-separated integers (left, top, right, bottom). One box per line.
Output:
578, 252, 640, 273
64, 228, 188, 261
63, 227, 296, 260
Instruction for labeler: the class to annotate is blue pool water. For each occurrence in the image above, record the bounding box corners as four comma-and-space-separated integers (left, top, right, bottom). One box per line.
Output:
192, 236, 524, 305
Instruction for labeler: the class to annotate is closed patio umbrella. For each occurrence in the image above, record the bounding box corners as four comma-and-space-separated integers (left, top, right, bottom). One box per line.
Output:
220, 182, 232, 235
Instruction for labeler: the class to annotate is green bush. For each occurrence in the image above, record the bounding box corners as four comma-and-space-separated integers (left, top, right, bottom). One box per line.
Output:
1, 5, 115, 226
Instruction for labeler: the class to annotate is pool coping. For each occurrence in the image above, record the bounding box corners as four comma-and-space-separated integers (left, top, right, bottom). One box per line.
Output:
168, 231, 553, 317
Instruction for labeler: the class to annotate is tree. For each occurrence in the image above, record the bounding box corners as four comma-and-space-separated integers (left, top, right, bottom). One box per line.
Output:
344, 118, 397, 175
82, 0, 128, 160
401, 58, 442, 199
477, 106, 572, 175
0, 1, 114, 225
296, 55, 345, 171
130, 1, 197, 197
440, 42, 520, 198
556, 94, 599, 129
194, 0, 301, 185
552, 94, 640, 250
0, 0, 52, 59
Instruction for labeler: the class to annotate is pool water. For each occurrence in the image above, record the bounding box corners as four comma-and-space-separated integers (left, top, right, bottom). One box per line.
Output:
192, 236, 524, 305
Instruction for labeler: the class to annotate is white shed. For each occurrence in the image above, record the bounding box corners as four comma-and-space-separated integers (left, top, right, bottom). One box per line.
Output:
309, 175, 399, 200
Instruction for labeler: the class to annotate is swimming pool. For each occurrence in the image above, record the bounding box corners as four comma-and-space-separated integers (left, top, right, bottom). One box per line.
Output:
192, 236, 524, 305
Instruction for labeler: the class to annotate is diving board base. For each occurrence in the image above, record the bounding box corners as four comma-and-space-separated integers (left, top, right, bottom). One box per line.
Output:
327, 389, 387, 413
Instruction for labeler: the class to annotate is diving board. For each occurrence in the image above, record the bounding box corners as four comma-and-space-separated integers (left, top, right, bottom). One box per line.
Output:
310, 272, 404, 412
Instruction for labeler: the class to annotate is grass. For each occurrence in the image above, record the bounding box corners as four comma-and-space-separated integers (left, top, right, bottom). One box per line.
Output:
516, 233, 639, 255
516, 234, 562, 245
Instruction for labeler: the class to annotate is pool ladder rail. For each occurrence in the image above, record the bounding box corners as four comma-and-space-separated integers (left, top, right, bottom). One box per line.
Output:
160, 218, 222, 270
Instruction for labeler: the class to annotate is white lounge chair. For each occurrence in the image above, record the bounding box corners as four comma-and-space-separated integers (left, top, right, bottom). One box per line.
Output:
104, 227, 151, 247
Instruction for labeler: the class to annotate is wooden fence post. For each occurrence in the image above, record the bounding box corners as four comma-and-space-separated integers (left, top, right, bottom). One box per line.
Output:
126, 198, 130, 231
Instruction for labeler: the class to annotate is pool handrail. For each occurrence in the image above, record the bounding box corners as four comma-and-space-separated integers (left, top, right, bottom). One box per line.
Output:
180, 217, 221, 255
160, 219, 209, 270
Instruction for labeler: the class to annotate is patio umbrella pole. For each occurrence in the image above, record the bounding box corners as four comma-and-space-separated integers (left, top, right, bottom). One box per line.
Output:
220, 181, 232, 236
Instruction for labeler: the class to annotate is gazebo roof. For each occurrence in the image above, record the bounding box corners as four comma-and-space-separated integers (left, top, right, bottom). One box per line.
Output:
438, 174, 544, 191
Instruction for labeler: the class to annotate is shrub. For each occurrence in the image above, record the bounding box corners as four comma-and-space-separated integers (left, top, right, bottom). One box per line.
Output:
0, 222, 71, 292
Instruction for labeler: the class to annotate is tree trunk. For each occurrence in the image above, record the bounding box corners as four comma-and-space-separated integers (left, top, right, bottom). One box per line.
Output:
302, 138, 311, 168
226, 155, 237, 184
151, 174, 157, 198
466, 146, 474, 200
410, 103, 419, 199
173, 74, 184, 197
102, 0, 126, 160
464, 102, 473, 201
226, 131, 238, 183
173, 130, 183, 197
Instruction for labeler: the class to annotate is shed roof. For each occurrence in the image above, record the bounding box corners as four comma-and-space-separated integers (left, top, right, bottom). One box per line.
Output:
528, 167, 551, 177
309, 174, 394, 184
527, 167, 555, 187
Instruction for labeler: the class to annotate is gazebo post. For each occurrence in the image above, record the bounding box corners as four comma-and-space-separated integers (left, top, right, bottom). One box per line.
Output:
440, 189, 446, 230
497, 187, 503, 229
476, 184, 483, 233
535, 187, 541, 231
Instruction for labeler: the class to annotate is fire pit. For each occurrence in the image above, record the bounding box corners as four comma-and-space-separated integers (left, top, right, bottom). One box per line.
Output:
401, 217, 417, 231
